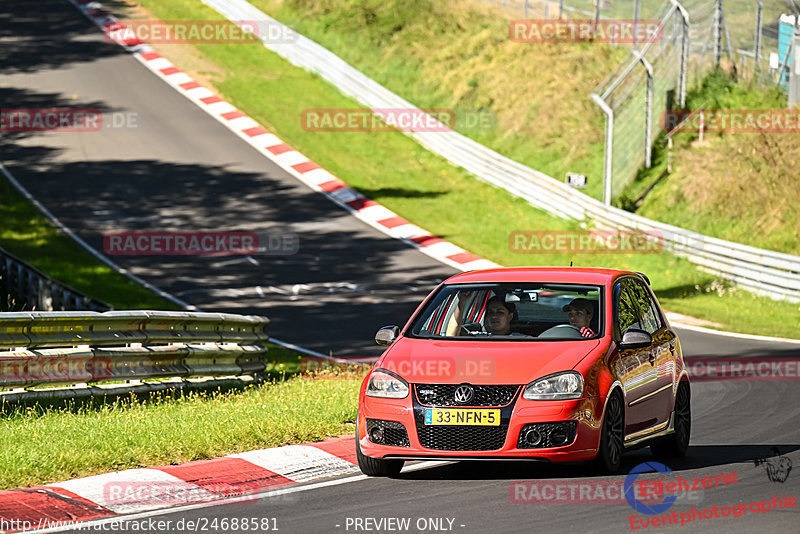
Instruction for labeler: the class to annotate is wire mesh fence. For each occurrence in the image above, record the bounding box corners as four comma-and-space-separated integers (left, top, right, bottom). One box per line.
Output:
477, 0, 792, 202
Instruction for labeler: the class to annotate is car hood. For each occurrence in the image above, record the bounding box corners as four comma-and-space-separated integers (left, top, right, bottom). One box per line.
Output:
376, 337, 601, 385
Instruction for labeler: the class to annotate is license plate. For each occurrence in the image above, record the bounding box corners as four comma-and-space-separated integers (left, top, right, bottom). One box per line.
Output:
424, 408, 500, 426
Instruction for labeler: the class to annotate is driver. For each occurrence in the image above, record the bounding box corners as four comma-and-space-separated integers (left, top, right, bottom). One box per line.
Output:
446, 293, 519, 336
563, 298, 595, 337
484, 296, 517, 335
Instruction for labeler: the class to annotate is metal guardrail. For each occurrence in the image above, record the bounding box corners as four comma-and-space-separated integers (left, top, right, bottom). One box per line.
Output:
199, 0, 800, 303
1, 246, 110, 312
0, 311, 269, 390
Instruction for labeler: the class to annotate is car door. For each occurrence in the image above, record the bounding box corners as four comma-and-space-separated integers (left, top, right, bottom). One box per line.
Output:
631, 278, 678, 428
613, 277, 659, 436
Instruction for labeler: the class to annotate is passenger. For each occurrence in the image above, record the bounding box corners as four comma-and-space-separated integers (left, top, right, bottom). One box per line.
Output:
562, 298, 595, 338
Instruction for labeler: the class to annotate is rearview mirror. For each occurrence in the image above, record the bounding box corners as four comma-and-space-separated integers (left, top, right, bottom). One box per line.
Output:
375, 325, 399, 346
619, 328, 653, 350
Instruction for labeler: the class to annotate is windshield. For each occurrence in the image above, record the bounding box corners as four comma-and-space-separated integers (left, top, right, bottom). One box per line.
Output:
408, 283, 603, 340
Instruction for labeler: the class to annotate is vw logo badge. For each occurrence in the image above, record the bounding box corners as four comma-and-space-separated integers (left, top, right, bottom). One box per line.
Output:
454, 384, 474, 404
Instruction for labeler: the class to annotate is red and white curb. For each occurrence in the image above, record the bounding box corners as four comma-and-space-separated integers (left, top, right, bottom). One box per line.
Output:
70, 0, 498, 274
0, 435, 357, 531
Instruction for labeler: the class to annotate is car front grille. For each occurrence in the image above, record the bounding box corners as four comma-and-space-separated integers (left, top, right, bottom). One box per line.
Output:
416, 425, 508, 451
414, 384, 520, 407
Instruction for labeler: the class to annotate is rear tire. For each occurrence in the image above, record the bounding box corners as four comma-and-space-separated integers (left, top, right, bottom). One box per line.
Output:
355, 422, 404, 477
594, 391, 624, 474
651, 382, 691, 458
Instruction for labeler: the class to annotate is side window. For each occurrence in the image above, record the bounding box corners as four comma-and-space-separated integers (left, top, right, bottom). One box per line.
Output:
628, 279, 663, 334
615, 281, 640, 334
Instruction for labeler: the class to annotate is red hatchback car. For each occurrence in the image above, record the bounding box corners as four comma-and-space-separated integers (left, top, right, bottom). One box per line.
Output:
356, 267, 691, 476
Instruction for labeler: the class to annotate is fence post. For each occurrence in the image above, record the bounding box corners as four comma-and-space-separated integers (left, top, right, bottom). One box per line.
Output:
633, 0, 642, 50
591, 93, 614, 205
595, 0, 601, 26
637, 53, 654, 169
559, 0, 564, 19
670, 0, 690, 107
755, 1, 763, 74
714, 0, 722, 67
524, 0, 529, 18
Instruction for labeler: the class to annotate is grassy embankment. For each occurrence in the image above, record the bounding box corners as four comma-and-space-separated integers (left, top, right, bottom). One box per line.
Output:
246, 0, 799, 255
626, 70, 800, 255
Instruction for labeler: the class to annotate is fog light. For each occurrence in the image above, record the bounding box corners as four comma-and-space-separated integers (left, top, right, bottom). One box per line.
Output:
369, 426, 384, 443
549, 427, 568, 446
524, 428, 542, 447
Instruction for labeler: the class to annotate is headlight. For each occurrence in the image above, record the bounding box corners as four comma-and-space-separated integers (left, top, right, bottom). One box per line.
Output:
523, 372, 583, 400
366, 369, 409, 399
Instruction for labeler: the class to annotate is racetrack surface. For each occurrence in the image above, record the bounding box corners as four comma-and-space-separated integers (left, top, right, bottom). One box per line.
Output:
2, 1, 799, 533
46, 328, 800, 534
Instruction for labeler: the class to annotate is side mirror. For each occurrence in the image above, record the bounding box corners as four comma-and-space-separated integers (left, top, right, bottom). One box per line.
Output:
375, 325, 399, 346
619, 328, 653, 350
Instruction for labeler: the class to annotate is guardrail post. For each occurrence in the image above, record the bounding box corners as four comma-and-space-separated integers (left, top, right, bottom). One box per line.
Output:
591, 93, 614, 205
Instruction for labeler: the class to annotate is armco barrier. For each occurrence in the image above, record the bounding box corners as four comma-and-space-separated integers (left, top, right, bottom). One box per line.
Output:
0, 311, 269, 390
1, 246, 110, 312
198, 0, 800, 303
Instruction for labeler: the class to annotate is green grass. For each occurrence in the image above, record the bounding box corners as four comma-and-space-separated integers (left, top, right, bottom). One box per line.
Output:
629, 70, 800, 255
0, 177, 182, 310
245, 0, 625, 203
0, 374, 362, 489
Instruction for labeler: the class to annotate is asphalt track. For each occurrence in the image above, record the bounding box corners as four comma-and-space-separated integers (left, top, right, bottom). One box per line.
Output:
2, 1, 799, 533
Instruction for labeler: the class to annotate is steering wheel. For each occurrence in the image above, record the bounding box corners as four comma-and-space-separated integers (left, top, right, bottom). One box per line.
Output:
538, 324, 583, 339
459, 322, 485, 335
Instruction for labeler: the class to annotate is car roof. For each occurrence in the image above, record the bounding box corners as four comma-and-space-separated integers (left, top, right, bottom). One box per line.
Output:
443, 266, 638, 285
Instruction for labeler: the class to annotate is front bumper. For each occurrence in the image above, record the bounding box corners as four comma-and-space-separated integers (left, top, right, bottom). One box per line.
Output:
358, 387, 605, 463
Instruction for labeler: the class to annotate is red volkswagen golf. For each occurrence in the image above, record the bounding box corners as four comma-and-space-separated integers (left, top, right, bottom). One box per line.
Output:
356, 267, 690, 476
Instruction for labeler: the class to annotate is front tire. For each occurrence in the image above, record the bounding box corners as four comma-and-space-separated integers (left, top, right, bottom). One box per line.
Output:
594, 391, 624, 474
651, 382, 691, 458
355, 423, 404, 477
